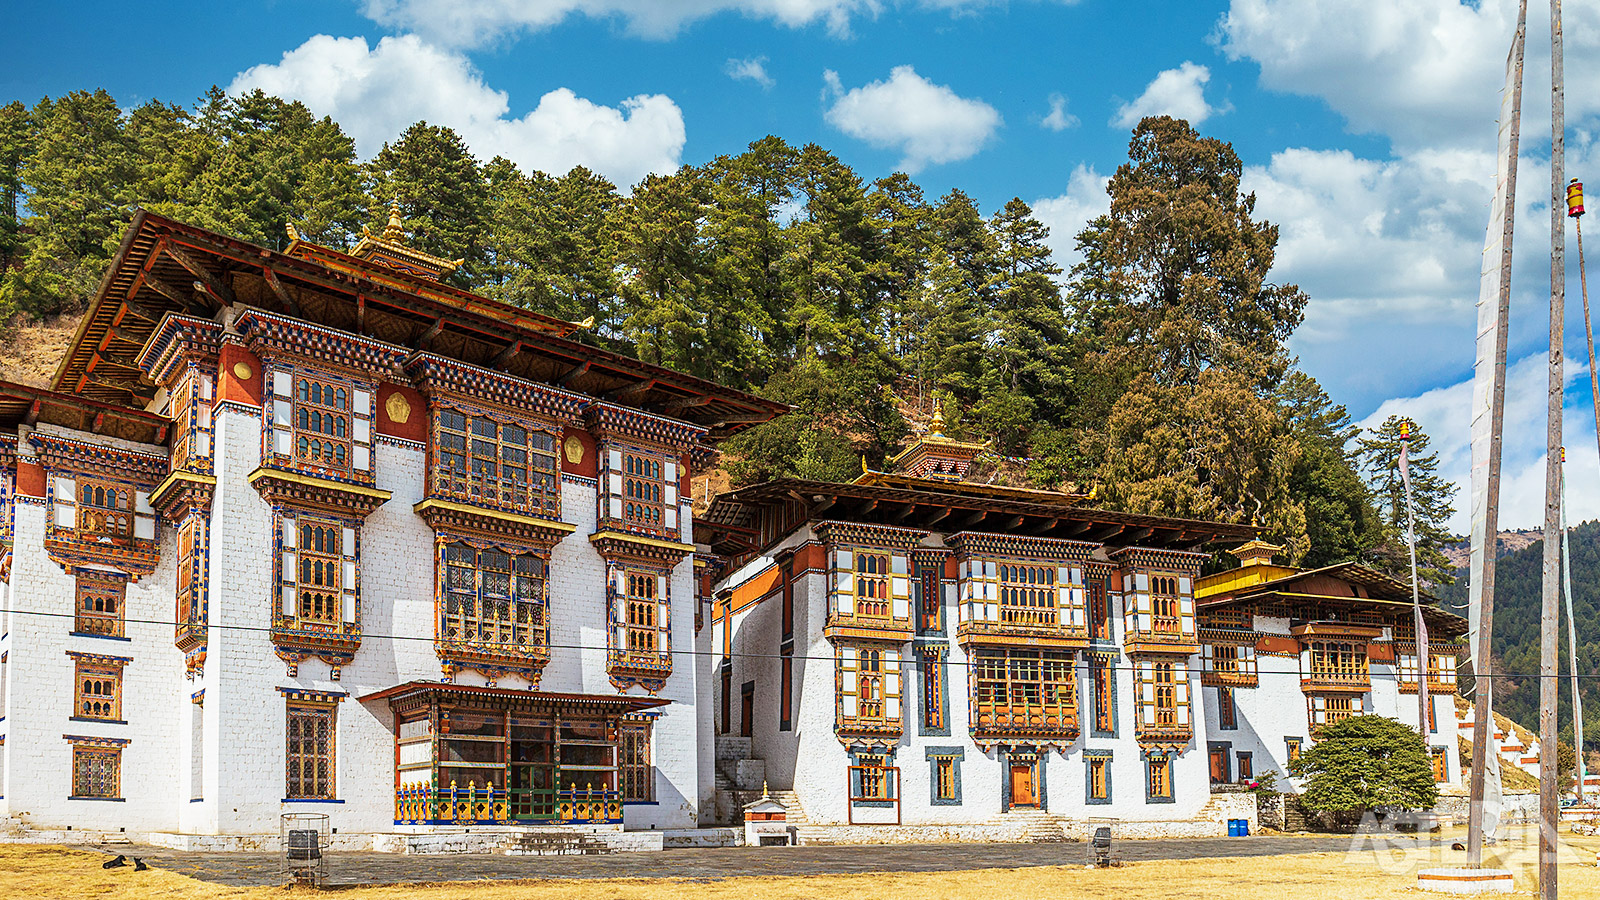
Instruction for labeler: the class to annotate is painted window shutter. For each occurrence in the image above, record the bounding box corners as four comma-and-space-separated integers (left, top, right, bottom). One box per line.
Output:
1175, 663, 1191, 725
891, 554, 911, 619
1179, 596, 1194, 634
53, 476, 75, 528
280, 514, 298, 616
884, 649, 901, 720
839, 647, 858, 718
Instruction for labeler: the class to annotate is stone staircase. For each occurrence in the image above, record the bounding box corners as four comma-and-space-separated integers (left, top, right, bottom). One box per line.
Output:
1002, 809, 1070, 842
502, 830, 613, 856
766, 790, 810, 826
712, 735, 769, 824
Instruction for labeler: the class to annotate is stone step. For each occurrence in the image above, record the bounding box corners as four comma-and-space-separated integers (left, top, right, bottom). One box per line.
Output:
502, 831, 613, 856
766, 790, 810, 827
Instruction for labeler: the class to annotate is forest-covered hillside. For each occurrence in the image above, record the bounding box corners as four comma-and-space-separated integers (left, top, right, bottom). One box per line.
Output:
0, 87, 1458, 581
1440, 520, 1600, 750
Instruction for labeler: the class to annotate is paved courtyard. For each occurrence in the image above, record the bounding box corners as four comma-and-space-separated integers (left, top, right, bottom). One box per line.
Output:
105, 835, 1422, 887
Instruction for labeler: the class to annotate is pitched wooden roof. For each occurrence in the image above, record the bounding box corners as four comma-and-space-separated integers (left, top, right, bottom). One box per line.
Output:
0, 379, 168, 446
52, 210, 787, 441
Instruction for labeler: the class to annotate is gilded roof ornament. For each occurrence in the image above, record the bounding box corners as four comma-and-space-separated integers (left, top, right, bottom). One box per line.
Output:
348, 200, 463, 281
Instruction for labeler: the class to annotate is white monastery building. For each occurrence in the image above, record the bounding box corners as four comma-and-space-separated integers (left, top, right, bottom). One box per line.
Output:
0, 211, 1466, 847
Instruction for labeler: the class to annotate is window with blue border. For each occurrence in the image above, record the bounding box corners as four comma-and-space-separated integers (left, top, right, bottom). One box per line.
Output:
1090, 653, 1117, 737
847, 747, 897, 808
1218, 686, 1238, 730
925, 746, 964, 805
1144, 750, 1175, 804
1085, 750, 1113, 805
918, 646, 951, 736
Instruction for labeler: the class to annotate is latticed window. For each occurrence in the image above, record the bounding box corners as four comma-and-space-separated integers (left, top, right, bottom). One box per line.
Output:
441, 544, 547, 650
435, 409, 559, 516
972, 648, 1077, 731
625, 573, 659, 653
74, 575, 125, 637
1218, 686, 1236, 729
73, 662, 122, 720
1092, 656, 1114, 733
998, 563, 1056, 627
854, 753, 891, 800
619, 717, 654, 802
1135, 658, 1192, 735
1147, 754, 1173, 801
286, 702, 336, 800
1306, 641, 1367, 682
1151, 575, 1181, 633
933, 756, 957, 801
278, 513, 357, 631
855, 552, 890, 617
71, 746, 121, 798
838, 643, 902, 728
922, 650, 945, 731
623, 452, 665, 532
1153, 662, 1178, 725
1088, 756, 1110, 801
78, 479, 133, 538
1308, 694, 1359, 729
1088, 577, 1110, 641
297, 522, 342, 625
294, 378, 350, 470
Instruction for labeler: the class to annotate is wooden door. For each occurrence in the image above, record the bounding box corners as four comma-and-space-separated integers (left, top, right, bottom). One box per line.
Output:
1209, 746, 1229, 783
1010, 764, 1036, 806
740, 682, 754, 737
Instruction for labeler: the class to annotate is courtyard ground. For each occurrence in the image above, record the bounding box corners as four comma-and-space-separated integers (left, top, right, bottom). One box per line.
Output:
7, 825, 1600, 899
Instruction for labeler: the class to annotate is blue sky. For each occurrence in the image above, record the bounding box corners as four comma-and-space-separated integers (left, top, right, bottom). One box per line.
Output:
7, 0, 1600, 530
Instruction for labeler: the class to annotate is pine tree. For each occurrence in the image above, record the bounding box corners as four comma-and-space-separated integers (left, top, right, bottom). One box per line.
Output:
366, 123, 489, 288
1289, 715, 1440, 816
1276, 371, 1383, 567
1358, 415, 1457, 585
0, 101, 31, 280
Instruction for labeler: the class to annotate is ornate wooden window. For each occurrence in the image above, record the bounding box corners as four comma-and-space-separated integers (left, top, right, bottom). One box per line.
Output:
624, 572, 661, 653
998, 563, 1057, 627
1135, 659, 1192, 738
286, 701, 336, 800
1238, 752, 1254, 781
619, 716, 654, 802
607, 565, 672, 690
1087, 754, 1111, 802
934, 756, 957, 801
441, 544, 548, 653
855, 552, 891, 617
1202, 643, 1258, 686
1088, 576, 1110, 641
269, 370, 373, 476
922, 649, 946, 732
852, 752, 893, 801
1150, 575, 1181, 634
277, 513, 358, 632
1308, 694, 1361, 731
78, 479, 133, 539
1431, 747, 1448, 783
1092, 656, 1115, 734
1285, 736, 1302, 761
837, 644, 902, 732
169, 370, 215, 470
971, 648, 1078, 734
70, 743, 122, 799
74, 575, 126, 638
72, 658, 124, 720
1146, 753, 1173, 802
599, 447, 680, 538
1303, 640, 1368, 688
1218, 686, 1236, 729
434, 409, 559, 517
1398, 648, 1459, 693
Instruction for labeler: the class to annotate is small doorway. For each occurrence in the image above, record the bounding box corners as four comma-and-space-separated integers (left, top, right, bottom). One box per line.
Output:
1208, 743, 1230, 784
740, 681, 755, 737
1010, 764, 1037, 807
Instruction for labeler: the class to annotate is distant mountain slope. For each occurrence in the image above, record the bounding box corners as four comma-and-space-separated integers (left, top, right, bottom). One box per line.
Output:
1441, 519, 1600, 749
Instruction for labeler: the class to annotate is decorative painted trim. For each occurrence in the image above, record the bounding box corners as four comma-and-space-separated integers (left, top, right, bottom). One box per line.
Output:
136, 314, 223, 387
1089, 652, 1119, 738
1000, 748, 1048, 813
589, 529, 695, 565
946, 531, 1098, 563
65, 651, 132, 665
1084, 750, 1114, 805
405, 351, 588, 425
846, 746, 898, 808
815, 520, 925, 551
415, 498, 576, 548
63, 734, 131, 747
249, 467, 392, 519
30, 433, 168, 484
584, 402, 706, 453
1142, 749, 1177, 804
375, 434, 427, 452
236, 308, 409, 377
213, 399, 262, 419
276, 687, 347, 703
917, 646, 951, 737
1109, 546, 1210, 575
561, 474, 598, 487
925, 746, 965, 806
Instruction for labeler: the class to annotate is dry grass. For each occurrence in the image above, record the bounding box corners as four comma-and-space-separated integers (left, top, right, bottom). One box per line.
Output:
0, 313, 80, 387
10, 829, 1600, 900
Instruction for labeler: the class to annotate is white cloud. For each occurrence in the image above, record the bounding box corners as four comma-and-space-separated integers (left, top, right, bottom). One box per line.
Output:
1112, 61, 1224, 129
1216, 0, 1600, 152
229, 34, 685, 189
1040, 93, 1078, 132
1358, 352, 1597, 534
822, 66, 1001, 173
1031, 163, 1108, 272
359, 0, 1079, 46
726, 56, 775, 88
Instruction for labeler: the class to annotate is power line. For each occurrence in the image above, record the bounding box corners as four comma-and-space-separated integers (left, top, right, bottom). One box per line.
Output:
0, 604, 1583, 680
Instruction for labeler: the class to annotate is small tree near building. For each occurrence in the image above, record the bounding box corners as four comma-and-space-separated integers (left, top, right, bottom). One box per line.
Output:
1289, 715, 1439, 819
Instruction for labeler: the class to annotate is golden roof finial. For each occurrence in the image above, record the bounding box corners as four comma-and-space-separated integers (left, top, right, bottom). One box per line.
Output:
381, 200, 406, 243
285, 221, 301, 242
930, 396, 946, 438
861, 453, 869, 475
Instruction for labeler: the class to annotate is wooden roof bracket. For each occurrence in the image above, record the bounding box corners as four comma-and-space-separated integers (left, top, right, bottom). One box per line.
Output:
163, 242, 234, 306
262, 268, 301, 316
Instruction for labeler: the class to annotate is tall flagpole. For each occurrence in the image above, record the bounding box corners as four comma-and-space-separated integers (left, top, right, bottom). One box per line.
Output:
1540, 0, 1566, 893
1560, 451, 1586, 804
1468, 0, 1528, 866
1400, 421, 1431, 742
